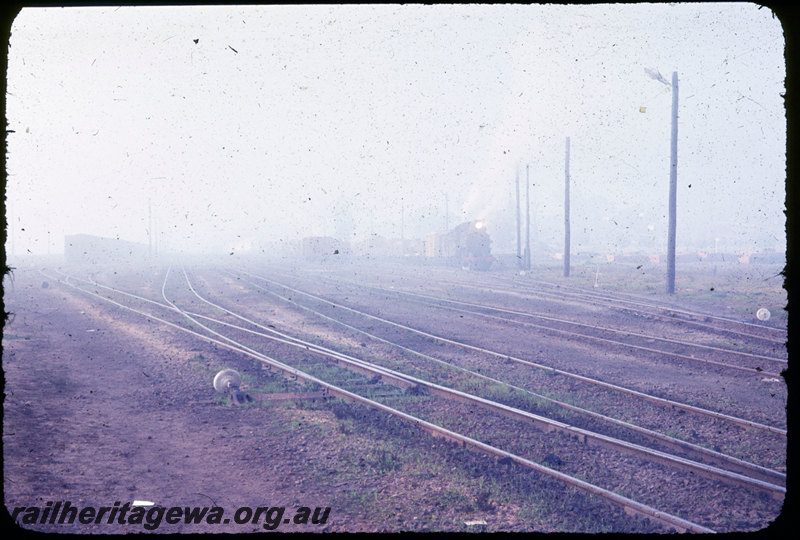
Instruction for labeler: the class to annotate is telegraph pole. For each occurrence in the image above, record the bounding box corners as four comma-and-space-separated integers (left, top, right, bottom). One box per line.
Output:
645, 68, 679, 294
515, 167, 522, 268
445, 194, 449, 231
524, 163, 531, 270
666, 71, 679, 295
401, 199, 405, 256
564, 137, 571, 278
148, 198, 153, 257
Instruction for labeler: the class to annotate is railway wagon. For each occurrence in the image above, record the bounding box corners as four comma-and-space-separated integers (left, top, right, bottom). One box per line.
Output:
426, 220, 493, 270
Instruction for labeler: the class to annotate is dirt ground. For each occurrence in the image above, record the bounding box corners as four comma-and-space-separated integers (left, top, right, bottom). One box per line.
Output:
2, 263, 789, 534
3, 269, 360, 533
5, 267, 647, 534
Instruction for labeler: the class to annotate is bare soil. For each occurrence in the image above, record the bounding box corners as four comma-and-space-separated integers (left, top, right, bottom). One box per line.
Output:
4, 266, 659, 533
4, 270, 344, 533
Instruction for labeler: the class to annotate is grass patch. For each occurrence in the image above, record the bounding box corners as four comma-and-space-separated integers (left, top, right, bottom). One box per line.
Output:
282, 397, 655, 532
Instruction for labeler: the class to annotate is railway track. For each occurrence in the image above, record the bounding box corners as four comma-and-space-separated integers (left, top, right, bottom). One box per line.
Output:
483, 273, 786, 345
304, 265, 785, 357
41, 266, 786, 532
416, 283, 784, 361
295, 274, 784, 378
65, 265, 787, 487
234, 267, 786, 436
215, 269, 785, 487
346, 264, 785, 348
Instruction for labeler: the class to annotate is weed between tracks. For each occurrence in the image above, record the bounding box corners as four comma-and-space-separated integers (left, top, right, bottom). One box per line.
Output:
185, 316, 771, 531
218, 296, 781, 468
187, 352, 312, 406
187, 349, 683, 529
276, 397, 656, 532
203, 364, 654, 533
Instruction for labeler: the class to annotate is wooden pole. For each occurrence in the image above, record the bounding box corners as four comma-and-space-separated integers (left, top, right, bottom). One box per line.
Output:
401, 199, 405, 256
148, 198, 153, 257
445, 194, 449, 231
564, 137, 571, 278
666, 71, 678, 294
524, 163, 531, 270
516, 167, 522, 268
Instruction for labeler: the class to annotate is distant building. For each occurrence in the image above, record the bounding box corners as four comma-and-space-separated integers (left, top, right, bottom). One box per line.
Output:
425, 232, 450, 258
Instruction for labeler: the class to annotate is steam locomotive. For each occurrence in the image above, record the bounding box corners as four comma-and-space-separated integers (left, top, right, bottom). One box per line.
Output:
426, 220, 493, 270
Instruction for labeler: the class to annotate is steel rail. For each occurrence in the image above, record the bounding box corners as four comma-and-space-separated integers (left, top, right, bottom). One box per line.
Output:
176, 268, 417, 390
498, 274, 787, 337
298, 274, 784, 376
61, 268, 416, 391
364, 287, 785, 377
58, 267, 788, 490
236, 268, 786, 437
412, 272, 786, 345
223, 270, 785, 487
397, 287, 785, 364
179, 270, 785, 495
59, 267, 787, 487
41, 268, 716, 534
311, 271, 785, 363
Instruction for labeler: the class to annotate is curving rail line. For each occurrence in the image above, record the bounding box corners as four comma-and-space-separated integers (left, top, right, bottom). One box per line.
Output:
302, 269, 784, 359
218, 270, 785, 487
297, 274, 784, 377
485, 274, 787, 342
378, 268, 786, 346
235, 268, 786, 437
42, 267, 719, 534
70, 266, 785, 494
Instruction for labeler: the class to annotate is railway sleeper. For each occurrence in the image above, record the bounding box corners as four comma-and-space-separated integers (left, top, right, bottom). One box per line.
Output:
417, 378, 784, 498
408, 416, 715, 534
331, 358, 416, 390
58, 270, 755, 533
580, 435, 785, 501
253, 391, 328, 403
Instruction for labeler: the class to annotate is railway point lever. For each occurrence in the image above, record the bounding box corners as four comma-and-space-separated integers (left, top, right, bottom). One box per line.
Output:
213, 368, 253, 406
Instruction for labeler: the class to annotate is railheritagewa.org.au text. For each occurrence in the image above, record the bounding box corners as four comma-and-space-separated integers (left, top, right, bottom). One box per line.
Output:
11, 501, 331, 530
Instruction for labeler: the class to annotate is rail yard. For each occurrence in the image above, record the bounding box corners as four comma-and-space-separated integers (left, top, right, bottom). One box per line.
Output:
3, 260, 787, 533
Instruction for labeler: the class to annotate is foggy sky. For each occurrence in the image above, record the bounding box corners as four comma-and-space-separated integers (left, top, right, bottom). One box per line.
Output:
5, 3, 786, 257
